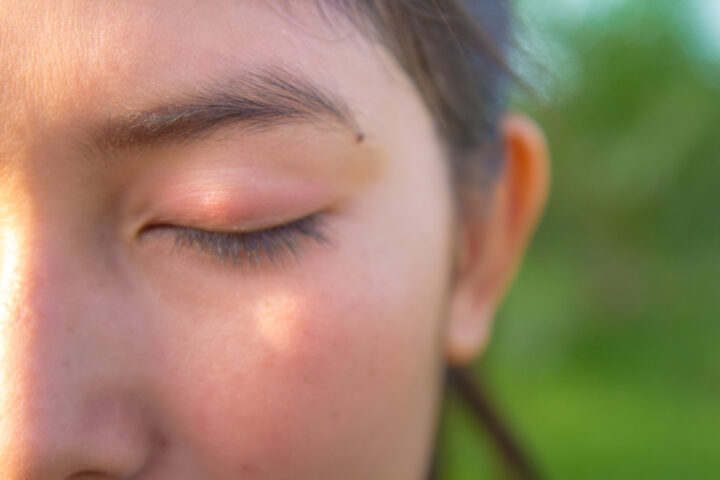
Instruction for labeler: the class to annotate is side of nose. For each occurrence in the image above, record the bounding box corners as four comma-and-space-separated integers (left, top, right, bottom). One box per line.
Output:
0, 227, 157, 479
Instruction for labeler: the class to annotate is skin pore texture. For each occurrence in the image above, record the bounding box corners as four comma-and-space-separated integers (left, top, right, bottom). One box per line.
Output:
0, 1, 548, 479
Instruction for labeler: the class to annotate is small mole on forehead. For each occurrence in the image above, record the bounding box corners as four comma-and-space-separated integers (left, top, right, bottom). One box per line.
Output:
355, 130, 365, 144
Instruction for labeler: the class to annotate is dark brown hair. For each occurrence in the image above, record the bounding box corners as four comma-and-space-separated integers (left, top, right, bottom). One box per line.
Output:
326, 1, 541, 479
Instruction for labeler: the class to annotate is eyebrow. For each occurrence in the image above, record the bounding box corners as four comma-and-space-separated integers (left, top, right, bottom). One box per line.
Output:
86, 66, 363, 156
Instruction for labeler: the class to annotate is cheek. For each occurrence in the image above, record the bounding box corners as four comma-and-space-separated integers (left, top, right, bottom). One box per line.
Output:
148, 224, 451, 476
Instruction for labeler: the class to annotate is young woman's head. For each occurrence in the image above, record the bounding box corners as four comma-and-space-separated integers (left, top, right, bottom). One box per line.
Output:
0, 1, 548, 478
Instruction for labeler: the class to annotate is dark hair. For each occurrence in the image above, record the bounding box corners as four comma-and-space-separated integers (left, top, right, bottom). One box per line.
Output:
325, 2, 541, 479
328, 0, 512, 187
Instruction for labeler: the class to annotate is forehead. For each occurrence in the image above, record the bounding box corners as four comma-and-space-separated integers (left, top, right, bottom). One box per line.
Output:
0, 1, 400, 133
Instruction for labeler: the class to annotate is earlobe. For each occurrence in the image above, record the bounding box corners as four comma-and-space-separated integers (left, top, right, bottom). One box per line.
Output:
445, 113, 550, 366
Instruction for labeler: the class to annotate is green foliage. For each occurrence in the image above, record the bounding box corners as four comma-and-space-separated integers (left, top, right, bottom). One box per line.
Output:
440, 2, 720, 478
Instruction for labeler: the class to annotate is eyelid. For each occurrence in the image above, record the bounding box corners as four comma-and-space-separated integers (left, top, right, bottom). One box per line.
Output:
143, 212, 330, 268
135, 174, 337, 233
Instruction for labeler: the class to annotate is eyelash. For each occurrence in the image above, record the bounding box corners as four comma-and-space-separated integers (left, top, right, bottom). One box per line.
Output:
147, 214, 329, 267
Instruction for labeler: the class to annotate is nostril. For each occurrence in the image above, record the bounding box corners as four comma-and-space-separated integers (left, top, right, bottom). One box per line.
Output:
67, 471, 117, 480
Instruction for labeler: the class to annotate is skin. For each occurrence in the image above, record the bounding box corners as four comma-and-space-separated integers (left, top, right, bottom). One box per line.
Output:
0, 2, 549, 479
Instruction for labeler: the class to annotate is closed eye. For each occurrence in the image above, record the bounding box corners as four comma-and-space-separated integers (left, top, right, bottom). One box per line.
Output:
142, 213, 330, 268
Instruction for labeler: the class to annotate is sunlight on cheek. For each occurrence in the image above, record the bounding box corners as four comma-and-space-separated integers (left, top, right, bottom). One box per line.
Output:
0, 224, 22, 322
252, 292, 308, 353
0, 223, 25, 417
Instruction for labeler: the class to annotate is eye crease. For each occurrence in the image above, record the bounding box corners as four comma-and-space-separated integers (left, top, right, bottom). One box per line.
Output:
142, 213, 330, 268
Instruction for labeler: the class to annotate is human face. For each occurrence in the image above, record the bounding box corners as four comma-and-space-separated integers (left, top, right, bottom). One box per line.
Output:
0, 2, 456, 479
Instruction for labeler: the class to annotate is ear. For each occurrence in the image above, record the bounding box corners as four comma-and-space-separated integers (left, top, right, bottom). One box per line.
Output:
445, 113, 550, 365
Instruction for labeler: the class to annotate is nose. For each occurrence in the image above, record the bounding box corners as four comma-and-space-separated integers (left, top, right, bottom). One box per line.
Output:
0, 225, 156, 479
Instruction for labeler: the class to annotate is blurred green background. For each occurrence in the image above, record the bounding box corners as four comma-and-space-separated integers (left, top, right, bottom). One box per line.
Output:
439, 0, 720, 478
